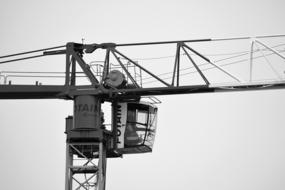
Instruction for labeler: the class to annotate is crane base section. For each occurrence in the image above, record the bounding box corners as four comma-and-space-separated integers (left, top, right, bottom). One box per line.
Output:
65, 142, 107, 190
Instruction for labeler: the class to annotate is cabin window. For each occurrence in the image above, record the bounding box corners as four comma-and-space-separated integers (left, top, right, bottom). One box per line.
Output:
116, 102, 157, 154
124, 103, 151, 147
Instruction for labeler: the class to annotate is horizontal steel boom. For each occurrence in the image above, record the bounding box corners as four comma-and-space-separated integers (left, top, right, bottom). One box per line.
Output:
0, 82, 283, 99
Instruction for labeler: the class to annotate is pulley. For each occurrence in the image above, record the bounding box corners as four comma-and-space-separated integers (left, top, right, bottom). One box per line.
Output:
104, 70, 126, 88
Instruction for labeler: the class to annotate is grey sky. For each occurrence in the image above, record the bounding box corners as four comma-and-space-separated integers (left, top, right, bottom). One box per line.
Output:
0, 0, 285, 190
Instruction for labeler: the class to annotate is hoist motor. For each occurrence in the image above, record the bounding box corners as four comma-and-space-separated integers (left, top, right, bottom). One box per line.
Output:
104, 70, 127, 88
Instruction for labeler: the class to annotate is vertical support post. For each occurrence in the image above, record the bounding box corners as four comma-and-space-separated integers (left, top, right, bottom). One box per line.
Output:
97, 142, 107, 190
176, 44, 181, 87
249, 40, 255, 82
65, 43, 73, 86
65, 143, 73, 190
3, 75, 7, 85
172, 43, 181, 86
71, 56, 76, 86
171, 47, 177, 86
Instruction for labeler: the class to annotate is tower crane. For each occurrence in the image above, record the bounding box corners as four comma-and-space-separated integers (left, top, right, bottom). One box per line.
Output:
0, 34, 285, 190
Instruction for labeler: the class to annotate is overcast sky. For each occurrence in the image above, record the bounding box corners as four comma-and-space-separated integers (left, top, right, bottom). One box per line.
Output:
0, 0, 285, 190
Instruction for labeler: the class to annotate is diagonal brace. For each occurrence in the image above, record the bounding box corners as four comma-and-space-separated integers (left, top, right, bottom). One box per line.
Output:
181, 45, 210, 85
255, 42, 282, 80
113, 48, 171, 87
69, 144, 97, 167
71, 52, 99, 85
183, 44, 240, 82
74, 174, 96, 190
255, 40, 285, 60
101, 49, 110, 84
111, 49, 140, 88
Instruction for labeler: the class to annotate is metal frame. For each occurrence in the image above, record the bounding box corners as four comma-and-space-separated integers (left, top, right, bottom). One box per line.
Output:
0, 35, 285, 190
0, 36, 284, 99
65, 142, 107, 190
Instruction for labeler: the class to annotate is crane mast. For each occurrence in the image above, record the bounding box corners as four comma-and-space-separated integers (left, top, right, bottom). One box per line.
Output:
0, 35, 285, 190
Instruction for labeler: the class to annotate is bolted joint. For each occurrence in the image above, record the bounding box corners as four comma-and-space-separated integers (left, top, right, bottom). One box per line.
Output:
66, 42, 84, 54
177, 41, 184, 46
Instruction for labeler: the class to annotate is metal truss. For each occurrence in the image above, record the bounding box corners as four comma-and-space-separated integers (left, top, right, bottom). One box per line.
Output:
65, 142, 107, 190
249, 39, 285, 82
0, 35, 285, 190
0, 35, 285, 100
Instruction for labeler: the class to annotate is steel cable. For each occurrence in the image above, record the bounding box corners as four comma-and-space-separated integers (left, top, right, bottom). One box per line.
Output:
0, 45, 65, 59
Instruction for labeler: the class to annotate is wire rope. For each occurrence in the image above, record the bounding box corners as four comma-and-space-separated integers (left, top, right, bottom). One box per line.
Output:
119, 43, 285, 62
0, 45, 65, 59
116, 34, 285, 47
140, 44, 285, 81
1, 37, 285, 84
142, 49, 285, 85
0, 55, 46, 64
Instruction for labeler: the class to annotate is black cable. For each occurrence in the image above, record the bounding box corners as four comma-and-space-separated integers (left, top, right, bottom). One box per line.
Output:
4, 75, 86, 78
0, 55, 46, 64
0, 45, 65, 59
5, 75, 66, 78
0, 71, 65, 74
0, 71, 85, 74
